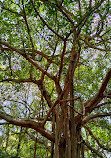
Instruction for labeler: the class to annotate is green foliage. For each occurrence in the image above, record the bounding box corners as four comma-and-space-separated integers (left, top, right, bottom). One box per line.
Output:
0, 147, 8, 158
0, 0, 111, 157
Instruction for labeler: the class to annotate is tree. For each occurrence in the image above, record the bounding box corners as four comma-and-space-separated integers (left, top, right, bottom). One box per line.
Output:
0, 0, 111, 157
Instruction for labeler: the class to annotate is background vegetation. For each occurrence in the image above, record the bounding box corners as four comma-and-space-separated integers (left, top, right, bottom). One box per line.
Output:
0, 0, 111, 157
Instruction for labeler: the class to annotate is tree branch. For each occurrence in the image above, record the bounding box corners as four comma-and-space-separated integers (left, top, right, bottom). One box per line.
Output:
84, 38, 111, 52
1, 46, 56, 64
99, 69, 111, 96
30, 0, 64, 40
60, 97, 80, 103
104, 90, 111, 98
0, 78, 35, 83
55, 3, 74, 25
60, 6, 74, 17
37, 81, 53, 108
85, 69, 111, 109
91, 101, 111, 111
82, 139, 104, 158
58, 40, 66, 81
0, 78, 53, 108
0, 2, 22, 16
0, 41, 56, 82
22, 0, 34, 52
75, 70, 111, 124
0, 111, 54, 142
82, 112, 111, 125
23, 49, 56, 64
84, 125, 111, 152
66, 0, 105, 38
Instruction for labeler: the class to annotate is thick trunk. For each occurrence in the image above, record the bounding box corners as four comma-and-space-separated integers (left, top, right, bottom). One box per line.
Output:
55, 112, 81, 158
54, 47, 81, 158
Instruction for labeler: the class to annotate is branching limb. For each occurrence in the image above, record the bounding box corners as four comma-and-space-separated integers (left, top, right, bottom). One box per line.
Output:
0, 111, 54, 142
22, 0, 35, 79
75, 70, 111, 124
68, 104, 83, 116
1, 47, 56, 64
60, 97, 80, 103
84, 38, 111, 52
1, 96, 34, 113
58, 40, 66, 81
22, 0, 34, 53
22, 49, 56, 64
0, 78, 35, 83
60, 6, 74, 17
8, 54, 13, 76
66, 0, 105, 38
39, 0, 74, 24
64, 45, 81, 90
82, 112, 111, 125
89, 0, 92, 9
0, 41, 56, 81
0, 78, 53, 108
98, 69, 111, 96
0, 1, 22, 16
104, 90, 111, 98
91, 101, 111, 111
85, 69, 111, 109
55, 3, 74, 25
30, 0, 64, 40
37, 81, 53, 108
82, 139, 104, 158
78, 0, 81, 16
84, 125, 111, 152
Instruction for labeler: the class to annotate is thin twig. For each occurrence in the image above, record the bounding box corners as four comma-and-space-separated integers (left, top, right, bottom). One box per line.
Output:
30, 0, 64, 40
58, 40, 66, 81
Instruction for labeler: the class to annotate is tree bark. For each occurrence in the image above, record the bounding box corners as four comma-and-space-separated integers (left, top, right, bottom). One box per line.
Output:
55, 115, 81, 158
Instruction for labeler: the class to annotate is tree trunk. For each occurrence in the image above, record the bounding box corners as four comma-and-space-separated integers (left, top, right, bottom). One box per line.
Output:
55, 79, 82, 158
55, 113, 81, 158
